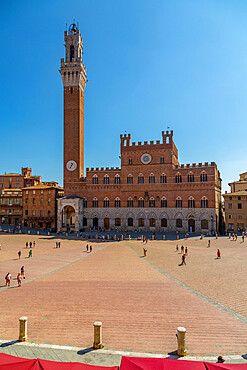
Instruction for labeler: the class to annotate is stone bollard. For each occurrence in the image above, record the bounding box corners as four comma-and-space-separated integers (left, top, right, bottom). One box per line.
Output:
37, 231, 39, 235
19, 230, 21, 234
93, 321, 103, 349
121, 235, 124, 240
152, 235, 155, 240
128, 234, 131, 240
177, 327, 187, 356
48, 232, 50, 236
163, 235, 166, 240
177, 235, 179, 240
28, 230, 30, 234
19, 316, 28, 342
114, 235, 116, 240
66, 233, 68, 237
229, 233, 231, 239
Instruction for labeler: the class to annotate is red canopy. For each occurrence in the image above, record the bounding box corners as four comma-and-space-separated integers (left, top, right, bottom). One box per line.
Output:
205, 363, 247, 369
120, 357, 206, 369
0, 353, 119, 370
120, 357, 247, 370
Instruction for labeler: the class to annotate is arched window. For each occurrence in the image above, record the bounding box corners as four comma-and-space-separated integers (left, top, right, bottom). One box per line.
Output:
176, 197, 182, 208
149, 197, 155, 208
92, 175, 98, 184
128, 217, 133, 227
92, 197, 98, 208
70, 45, 74, 61
115, 217, 121, 226
176, 218, 182, 228
175, 173, 182, 183
201, 219, 208, 229
127, 197, 133, 208
161, 218, 167, 227
188, 173, 194, 182
104, 197, 109, 207
138, 174, 144, 184
201, 196, 208, 208
127, 175, 133, 184
138, 218, 144, 227
83, 198, 87, 208
188, 196, 195, 208
161, 197, 167, 208
114, 174, 120, 184
149, 173, 155, 184
150, 218, 156, 227
138, 197, 144, 208
104, 175, 109, 184
115, 197, 121, 208
200, 172, 208, 182
160, 174, 167, 183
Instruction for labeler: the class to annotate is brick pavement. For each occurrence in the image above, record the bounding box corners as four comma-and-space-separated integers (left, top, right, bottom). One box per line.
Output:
0, 235, 247, 357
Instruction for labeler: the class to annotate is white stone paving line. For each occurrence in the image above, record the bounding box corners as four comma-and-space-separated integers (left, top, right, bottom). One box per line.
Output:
0, 339, 245, 362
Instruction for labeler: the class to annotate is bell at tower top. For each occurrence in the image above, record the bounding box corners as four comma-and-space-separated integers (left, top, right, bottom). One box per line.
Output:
69, 22, 78, 34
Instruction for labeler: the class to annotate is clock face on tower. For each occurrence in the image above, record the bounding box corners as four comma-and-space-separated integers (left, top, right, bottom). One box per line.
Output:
141, 153, 152, 164
66, 160, 77, 171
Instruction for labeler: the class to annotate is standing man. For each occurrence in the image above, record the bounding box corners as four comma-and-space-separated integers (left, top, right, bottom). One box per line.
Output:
18, 250, 21, 259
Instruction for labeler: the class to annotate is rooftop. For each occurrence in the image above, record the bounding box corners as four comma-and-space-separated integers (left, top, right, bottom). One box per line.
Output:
224, 190, 247, 196
22, 184, 63, 191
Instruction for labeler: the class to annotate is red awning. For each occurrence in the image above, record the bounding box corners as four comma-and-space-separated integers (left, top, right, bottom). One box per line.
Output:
0, 353, 119, 370
120, 357, 247, 370
205, 363, 247, 369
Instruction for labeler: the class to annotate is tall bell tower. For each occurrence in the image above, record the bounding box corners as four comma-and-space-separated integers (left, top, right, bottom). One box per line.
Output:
60, 23, 87, 191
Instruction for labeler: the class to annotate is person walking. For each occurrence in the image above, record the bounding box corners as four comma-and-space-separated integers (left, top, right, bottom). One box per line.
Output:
181, 254, 186, 265
18, 250, 21, 259
33, 241, 36, 247
143, 247, 147, 257
29, 242, 32, 248
26, 242, 28, 248
17, 273, 22, 287
181, 245, 184, 254
58, 242, 61, 248
28, 250, 32, 258
90, 245, 92, 253
217, 249, 221, 259
86, 244, 88, 252
5, 272, 11, 286
185, 247, 188, 255
176, 245, 179, 252
21, 266, 25, 279
208, 240, 211, 248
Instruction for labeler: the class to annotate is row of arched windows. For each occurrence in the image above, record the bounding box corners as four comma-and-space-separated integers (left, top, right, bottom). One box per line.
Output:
92, 172, 208, 184
84, 196, 209, 208
110, 217, 208, 229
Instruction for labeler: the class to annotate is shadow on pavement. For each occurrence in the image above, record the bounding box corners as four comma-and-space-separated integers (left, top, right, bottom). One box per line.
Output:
77, 347, 95, 356
0, 340, 19, 348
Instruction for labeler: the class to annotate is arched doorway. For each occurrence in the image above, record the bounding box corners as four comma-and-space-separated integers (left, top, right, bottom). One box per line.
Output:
93, 217, 98, 228
62, 206, 76, 230
104, 217, 110, 230
188, 218, 195, 232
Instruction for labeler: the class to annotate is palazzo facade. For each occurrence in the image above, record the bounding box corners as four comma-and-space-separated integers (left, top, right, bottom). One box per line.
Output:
57, 24, 222, 233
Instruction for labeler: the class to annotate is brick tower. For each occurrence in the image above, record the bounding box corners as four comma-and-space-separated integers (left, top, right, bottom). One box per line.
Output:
60, 23, 87, 192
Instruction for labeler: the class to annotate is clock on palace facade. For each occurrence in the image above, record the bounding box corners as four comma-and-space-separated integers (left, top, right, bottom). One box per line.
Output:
141, 153, 152, 164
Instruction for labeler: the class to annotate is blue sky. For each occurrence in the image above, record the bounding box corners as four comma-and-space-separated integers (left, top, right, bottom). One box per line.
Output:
1, 0, 247, 192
